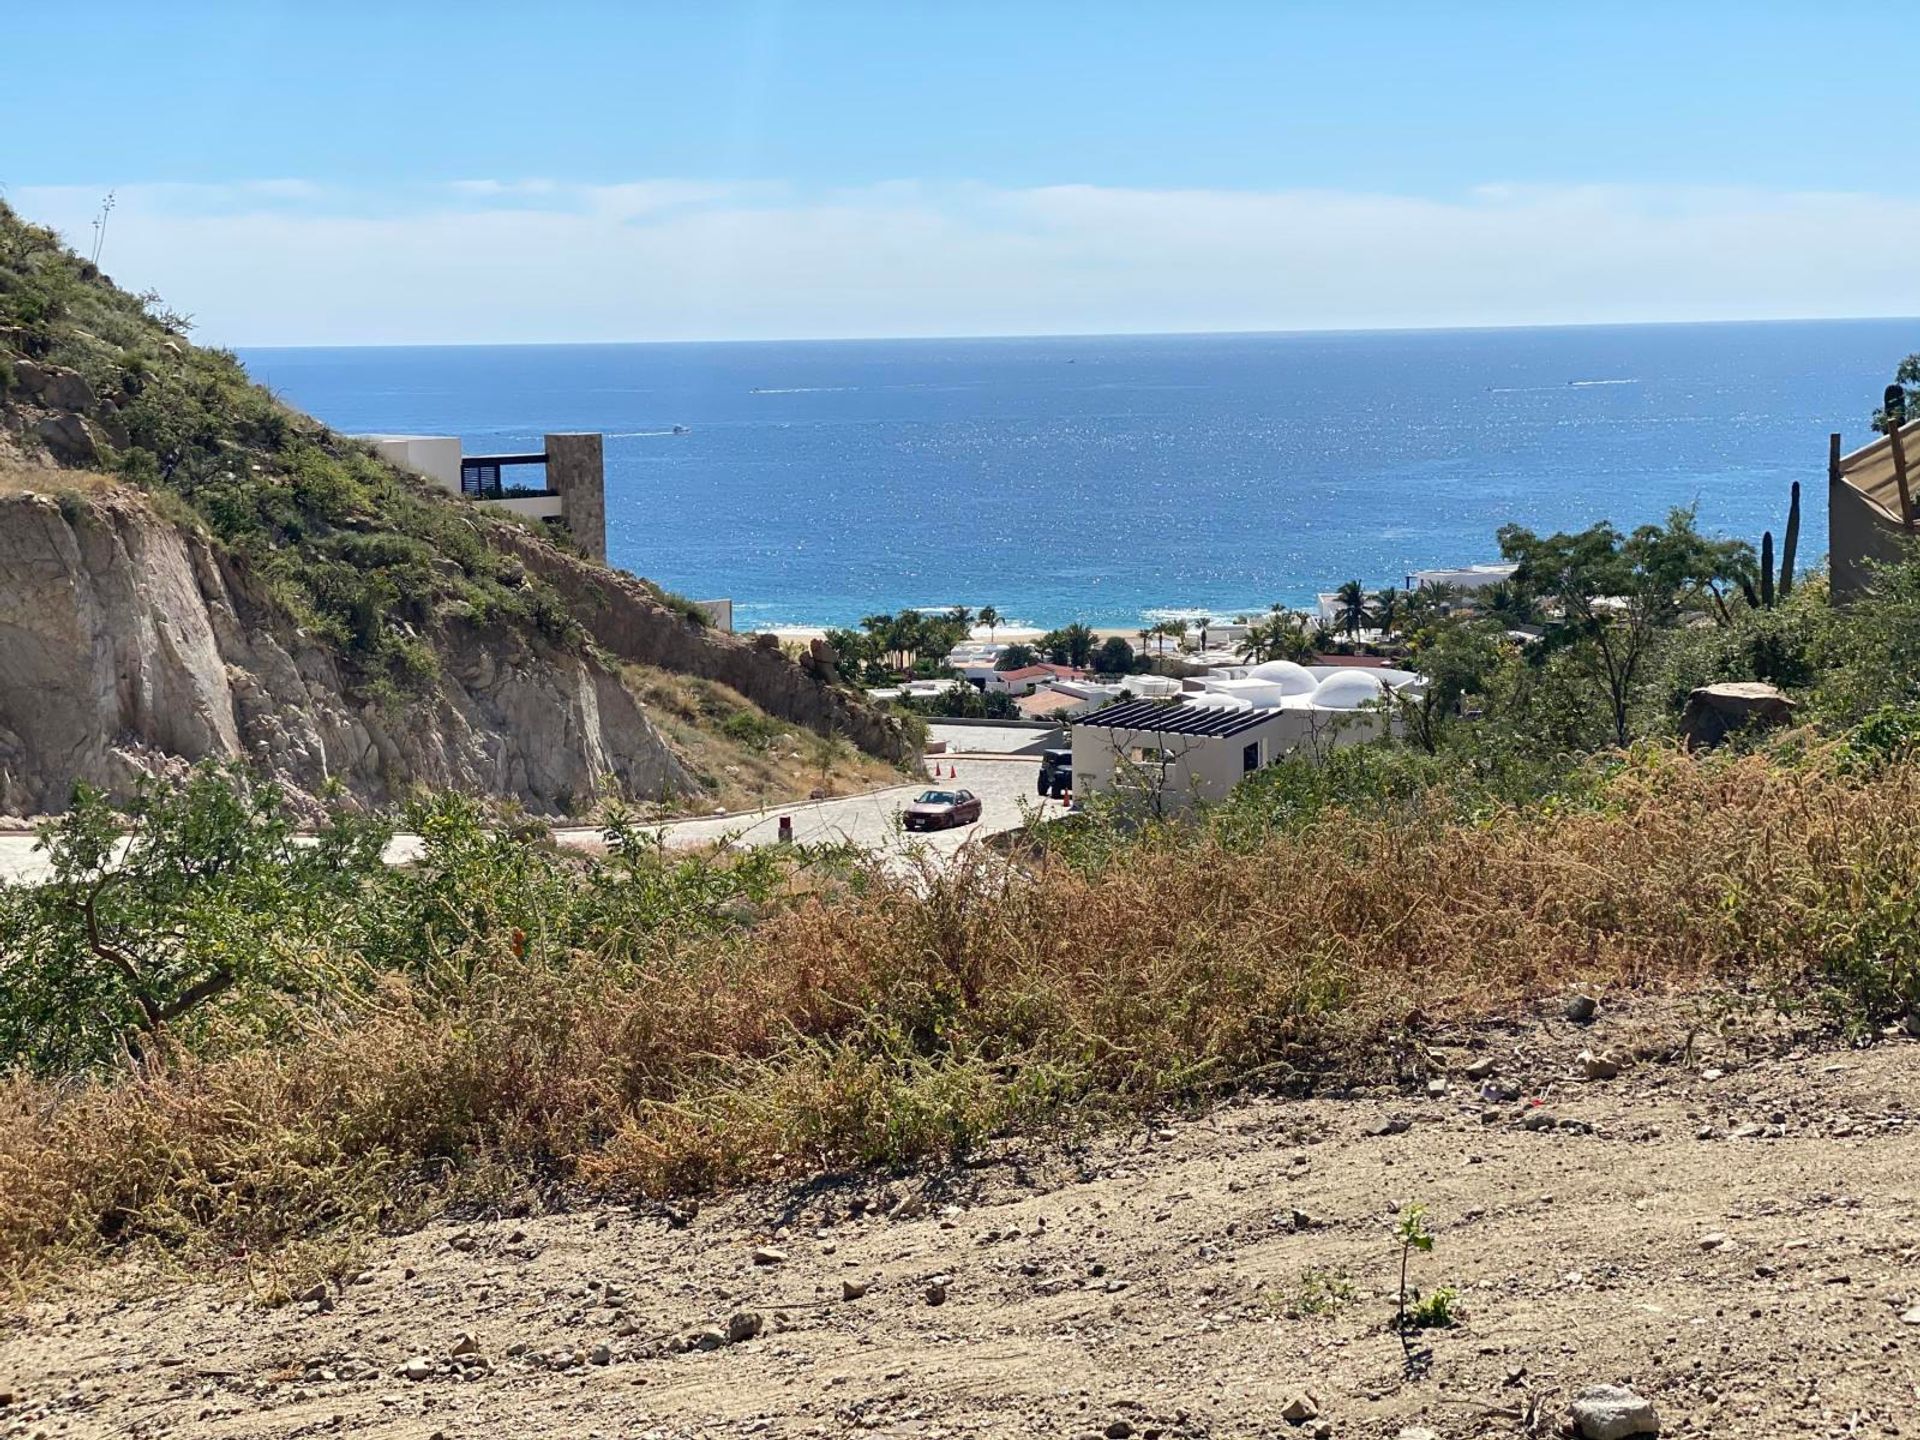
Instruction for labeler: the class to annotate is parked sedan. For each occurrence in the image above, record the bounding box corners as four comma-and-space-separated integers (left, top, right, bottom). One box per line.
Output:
902, 788, 984, 831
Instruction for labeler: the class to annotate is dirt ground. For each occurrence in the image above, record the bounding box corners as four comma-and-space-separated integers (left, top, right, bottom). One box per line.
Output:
6, 997, 1919, 1440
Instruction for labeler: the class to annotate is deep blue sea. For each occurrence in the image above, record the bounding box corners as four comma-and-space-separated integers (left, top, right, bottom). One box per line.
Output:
240, 322, 1913, 631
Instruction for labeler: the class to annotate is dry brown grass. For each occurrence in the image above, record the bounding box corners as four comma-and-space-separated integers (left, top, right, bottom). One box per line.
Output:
0, 458, 123, 498
624, 664, 907, 814
2, 748, 1916, 1286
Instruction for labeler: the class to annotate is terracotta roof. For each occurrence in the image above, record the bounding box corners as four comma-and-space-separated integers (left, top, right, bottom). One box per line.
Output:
1017, 689, 1084, 718
996, 665, 1054, 681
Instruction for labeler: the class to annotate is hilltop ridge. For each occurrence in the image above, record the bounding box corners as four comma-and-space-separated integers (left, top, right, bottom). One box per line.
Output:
0, 202, 912, 816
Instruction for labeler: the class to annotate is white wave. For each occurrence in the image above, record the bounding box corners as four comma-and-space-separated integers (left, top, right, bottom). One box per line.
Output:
1568, 378, 1639, 387
750, 386, 856, 394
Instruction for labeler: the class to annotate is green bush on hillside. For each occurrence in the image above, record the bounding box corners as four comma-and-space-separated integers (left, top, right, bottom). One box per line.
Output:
0, 201, 582, 695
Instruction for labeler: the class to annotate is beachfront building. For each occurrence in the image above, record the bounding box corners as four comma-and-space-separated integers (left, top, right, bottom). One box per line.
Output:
1830, 422, 1918, 602
984, 662, 1086, 696
1070, 660, 1416, 814
1405, 562, 1518, 593
363, 432, 609, 563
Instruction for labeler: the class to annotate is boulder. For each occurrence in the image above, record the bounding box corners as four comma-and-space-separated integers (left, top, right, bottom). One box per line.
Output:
1570, 1383, 1660, 1438
10, 359, 97, 411
33, 411, 99, 464
1678, 682, 1795, 751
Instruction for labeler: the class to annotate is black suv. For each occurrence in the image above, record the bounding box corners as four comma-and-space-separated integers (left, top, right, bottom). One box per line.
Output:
1036, 747, 1073, 799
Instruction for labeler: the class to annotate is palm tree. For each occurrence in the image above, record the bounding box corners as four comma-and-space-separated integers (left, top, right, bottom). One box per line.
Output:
1237, 616, 1280, 663
1370, 587, 1401, 637
1193, 615, 1214, 652
1058, 621, 1096, 668
1482, 581, 1535, 628
977, 605, 1000, 643
1334, 580, 1371, 640
947, 605, 974, 632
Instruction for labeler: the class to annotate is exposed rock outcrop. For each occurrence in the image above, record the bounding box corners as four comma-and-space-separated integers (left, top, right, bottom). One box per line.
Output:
491, 526, 918, 765
1678, 681, 1796, 752
0, 490, 697, 816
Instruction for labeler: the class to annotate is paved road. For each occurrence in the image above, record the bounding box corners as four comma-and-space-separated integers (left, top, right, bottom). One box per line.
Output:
0, 747, 1052, 884
925, 723, 1063, 755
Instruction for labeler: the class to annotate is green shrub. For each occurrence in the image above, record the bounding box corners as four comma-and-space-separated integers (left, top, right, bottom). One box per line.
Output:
0, 764, 390, 1072
721, 710, 786, 751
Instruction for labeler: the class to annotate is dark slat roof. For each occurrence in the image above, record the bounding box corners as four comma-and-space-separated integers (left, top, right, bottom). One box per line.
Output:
1072, 698, 1275, 738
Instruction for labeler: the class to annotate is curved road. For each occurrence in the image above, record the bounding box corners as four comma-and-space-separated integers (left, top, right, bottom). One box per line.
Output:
0, 730, 1058, 884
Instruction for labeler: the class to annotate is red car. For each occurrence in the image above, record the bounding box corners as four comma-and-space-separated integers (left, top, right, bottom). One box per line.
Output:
902, 788, 983, 831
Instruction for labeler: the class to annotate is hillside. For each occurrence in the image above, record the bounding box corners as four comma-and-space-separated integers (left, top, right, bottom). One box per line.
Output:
0, 202, 913, 816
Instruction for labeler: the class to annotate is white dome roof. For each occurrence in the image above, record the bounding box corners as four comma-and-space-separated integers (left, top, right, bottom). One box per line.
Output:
1247, 659, 1317, 695
1311, 670, 1388, 710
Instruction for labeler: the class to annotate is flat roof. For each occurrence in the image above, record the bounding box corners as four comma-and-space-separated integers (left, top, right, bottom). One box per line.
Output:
1073, 698, 1274, 738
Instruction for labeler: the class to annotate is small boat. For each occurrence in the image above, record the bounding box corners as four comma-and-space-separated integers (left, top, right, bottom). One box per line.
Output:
672, 424, 688, 435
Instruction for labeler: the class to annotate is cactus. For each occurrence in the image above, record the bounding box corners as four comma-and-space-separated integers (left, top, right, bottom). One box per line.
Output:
1778, 480, 1800, 598
1759, 532, 1775, 608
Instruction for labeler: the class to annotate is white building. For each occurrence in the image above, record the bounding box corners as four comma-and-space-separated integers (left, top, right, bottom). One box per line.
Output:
1406, 562, 1518, 593
1070, 660, 1417, 813
362, 432, 608, 562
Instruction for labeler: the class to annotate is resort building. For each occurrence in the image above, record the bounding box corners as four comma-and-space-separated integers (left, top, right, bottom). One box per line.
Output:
1830, 422, 1918, 602
1070, 660, 1417, 813
1405, 562, 1518, 593
363, 432, 608, 562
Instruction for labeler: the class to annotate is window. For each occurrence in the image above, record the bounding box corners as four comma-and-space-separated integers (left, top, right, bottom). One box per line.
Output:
1242, 740, 1259, 773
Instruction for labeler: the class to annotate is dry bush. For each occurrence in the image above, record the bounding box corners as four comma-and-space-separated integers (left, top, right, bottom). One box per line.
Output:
4, 747, 1917, 1282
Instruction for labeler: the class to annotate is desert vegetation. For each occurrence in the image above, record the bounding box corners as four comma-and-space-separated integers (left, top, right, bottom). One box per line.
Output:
5, 696, 1920, 1285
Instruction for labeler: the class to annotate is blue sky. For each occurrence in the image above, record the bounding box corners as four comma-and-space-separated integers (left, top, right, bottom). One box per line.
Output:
9, 2, 1919, 344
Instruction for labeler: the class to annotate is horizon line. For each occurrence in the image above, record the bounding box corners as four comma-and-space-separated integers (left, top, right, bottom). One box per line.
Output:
232, 312, 1920, 353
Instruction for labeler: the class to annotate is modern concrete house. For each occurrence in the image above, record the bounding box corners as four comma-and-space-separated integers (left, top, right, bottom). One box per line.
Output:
1829, 422, 1918, 602
1071, 660, 1416, 813
364, 432, 608, 562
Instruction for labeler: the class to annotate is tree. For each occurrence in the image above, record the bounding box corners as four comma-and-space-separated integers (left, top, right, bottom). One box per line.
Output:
1479, 581, 1536, 629
1334, 580, 1371, 640
822, 627, 871, 675
995, 643, 1038, 670
1238, 611, 1315, 664
1370, 587, 1402, 637
1393, 613, 1505, 753
1041, 622, 1097, 668
1498, 508, 1727, 747
977, 605, 1000, 642
947, 605, 974, 632
1092, 635, 1138, 674
1193, 615, 1214, 652
0, 764, 390, 1071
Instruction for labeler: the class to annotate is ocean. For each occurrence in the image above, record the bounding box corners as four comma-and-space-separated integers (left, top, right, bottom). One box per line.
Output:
239, 321, 1913, 632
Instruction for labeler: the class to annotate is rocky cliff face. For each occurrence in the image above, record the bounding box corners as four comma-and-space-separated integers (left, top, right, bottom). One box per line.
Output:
0, 201, 918, 818
490, 526, 919, 767
0, 489, 698, 816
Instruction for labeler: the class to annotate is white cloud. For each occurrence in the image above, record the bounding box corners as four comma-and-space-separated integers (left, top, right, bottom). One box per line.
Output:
7, 178, 1918, 345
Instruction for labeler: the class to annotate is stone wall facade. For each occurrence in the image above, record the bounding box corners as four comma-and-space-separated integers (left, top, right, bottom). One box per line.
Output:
545, 432, 607, 562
